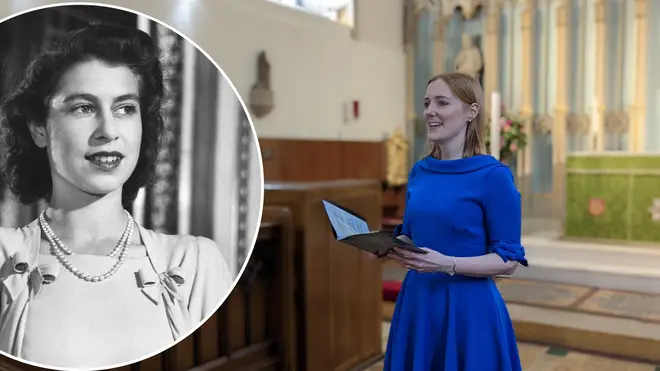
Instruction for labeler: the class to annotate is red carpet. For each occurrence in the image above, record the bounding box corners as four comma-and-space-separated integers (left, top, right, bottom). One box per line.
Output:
382, 281, 402, 302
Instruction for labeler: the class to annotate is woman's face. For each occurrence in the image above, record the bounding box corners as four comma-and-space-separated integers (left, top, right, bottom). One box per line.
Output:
423, 79, 471, 144
32, 59, 142, 199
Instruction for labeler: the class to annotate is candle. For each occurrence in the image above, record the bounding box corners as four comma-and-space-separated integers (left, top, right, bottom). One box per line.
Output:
491, 92, 501, 160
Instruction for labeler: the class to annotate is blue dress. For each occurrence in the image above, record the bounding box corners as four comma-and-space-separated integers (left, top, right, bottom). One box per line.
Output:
384, 154, 528, 371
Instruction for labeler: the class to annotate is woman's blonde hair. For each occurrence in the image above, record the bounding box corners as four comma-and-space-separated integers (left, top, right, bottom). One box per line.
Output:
424, 72, 486, 159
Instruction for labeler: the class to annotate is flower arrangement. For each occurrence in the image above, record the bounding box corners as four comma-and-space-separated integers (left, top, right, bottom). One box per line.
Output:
485, 108, 527, 163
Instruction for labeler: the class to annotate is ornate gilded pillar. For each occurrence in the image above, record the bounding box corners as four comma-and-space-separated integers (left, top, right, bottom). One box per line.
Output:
632, 0, 648, 152
576, 0, 587, 115
554, 0, 570, 218
604, 0, 629, 152
566, 0, 589, 153
593, 0, 607, 152
484, 0, 502, 116
518, 0, 535, 214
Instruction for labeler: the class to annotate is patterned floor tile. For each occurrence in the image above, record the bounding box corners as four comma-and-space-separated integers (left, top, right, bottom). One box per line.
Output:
497, 279, 593, 309
578, 290, 660, 323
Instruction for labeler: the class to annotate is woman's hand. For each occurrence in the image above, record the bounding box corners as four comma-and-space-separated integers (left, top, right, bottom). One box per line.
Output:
388, 246, 454, 273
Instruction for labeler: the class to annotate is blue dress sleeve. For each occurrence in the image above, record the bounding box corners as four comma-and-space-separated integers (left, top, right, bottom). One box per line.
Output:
483, 165, 528, 266
392, 164, 417, 239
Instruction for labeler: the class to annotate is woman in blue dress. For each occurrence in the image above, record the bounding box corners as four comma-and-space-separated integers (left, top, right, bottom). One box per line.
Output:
384, 72, 528, 371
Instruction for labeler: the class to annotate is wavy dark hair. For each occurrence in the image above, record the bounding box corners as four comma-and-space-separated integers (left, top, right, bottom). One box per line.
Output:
0, 23, 165, 210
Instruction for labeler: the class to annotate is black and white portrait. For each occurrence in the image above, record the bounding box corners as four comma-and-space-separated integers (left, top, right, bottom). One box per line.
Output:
0, 4, 262, 370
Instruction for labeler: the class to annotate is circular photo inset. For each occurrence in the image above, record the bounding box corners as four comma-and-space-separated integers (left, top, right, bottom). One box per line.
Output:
0, 3, 263, 370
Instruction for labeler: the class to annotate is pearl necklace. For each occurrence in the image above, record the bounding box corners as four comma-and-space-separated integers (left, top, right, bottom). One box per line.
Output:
38, 210, 134, 283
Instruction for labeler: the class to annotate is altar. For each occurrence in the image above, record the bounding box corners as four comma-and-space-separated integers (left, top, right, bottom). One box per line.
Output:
564, 153, 660, 244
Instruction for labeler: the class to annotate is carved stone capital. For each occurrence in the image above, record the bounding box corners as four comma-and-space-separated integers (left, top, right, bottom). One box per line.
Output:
604, 111, 630, 134
519, 107, 534, 118
533, 114, 554, 134
566, 113, 590, 135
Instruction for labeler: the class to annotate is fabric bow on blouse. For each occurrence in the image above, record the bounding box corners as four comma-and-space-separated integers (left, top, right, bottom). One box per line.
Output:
2, 250, 60, 302
0, 249, 62, 355
137, 267, 192, 338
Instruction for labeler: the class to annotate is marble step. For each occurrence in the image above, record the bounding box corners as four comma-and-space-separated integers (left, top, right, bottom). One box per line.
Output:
378, 316, 658, 370
515, 236, 660, 295
508, 303, 660, 364
382, 301, 660, 365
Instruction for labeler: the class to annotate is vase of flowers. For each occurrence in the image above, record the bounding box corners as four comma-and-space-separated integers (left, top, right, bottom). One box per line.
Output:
485, 109, 527, 164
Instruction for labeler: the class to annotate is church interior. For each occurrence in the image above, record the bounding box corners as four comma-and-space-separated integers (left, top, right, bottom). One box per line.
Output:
1, 0, 660, 370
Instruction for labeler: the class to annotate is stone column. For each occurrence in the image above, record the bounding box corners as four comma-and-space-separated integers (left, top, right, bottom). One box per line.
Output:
517, 0, 535, 214
484, 0, 502, 116
405, 21, 415, 121
593, 0, 607, 152
576, 0, 587, 114
432, 16, 450, 75
554, 0, 570, 219
633, 0, 648, 152
520, 0, 535, 179
406, 43, 416, 125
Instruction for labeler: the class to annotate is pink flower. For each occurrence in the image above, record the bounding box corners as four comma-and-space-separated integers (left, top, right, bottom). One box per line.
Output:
509, 143, 518, 152
503, 125, 511, 133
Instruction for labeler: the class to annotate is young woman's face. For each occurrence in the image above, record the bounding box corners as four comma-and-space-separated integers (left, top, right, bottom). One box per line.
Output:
423, 79, 470, 144
35, 59, 143, 199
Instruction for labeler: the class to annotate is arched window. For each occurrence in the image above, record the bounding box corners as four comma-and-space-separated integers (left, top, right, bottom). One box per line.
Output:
265, 0, 355, 28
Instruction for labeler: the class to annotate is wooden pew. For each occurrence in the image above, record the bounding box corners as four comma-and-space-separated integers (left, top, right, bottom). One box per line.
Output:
0, 206, 296, 371
265, 179, 384, 371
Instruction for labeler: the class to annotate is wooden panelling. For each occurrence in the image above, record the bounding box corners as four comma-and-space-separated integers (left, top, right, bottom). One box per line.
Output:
382, 186, 407, 220
259, 139, 386, 182
259, 138, 407, 220
264, 180, 384, 371
0, 207, 296, 371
